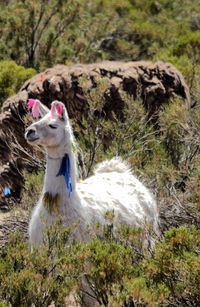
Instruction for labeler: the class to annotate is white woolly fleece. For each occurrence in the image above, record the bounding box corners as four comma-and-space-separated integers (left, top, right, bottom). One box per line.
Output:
29, 157, 159, 247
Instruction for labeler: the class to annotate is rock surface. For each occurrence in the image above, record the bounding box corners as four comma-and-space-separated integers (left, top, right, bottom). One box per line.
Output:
0, 61, 190, 210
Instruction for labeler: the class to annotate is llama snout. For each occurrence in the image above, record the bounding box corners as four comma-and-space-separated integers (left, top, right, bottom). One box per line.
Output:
25, 127, 39, 143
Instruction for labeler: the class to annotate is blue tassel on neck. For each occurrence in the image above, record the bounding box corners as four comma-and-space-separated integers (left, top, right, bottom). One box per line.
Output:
56, 154, 72, 197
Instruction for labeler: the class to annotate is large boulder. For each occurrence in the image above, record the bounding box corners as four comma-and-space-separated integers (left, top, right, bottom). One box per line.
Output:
0, 61, 190, 210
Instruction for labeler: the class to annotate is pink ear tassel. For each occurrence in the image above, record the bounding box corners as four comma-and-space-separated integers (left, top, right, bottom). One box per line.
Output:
27, 99, 40, 119
27, 99, 36, 110
51, 103, 63, 117
57, 104, 63, 116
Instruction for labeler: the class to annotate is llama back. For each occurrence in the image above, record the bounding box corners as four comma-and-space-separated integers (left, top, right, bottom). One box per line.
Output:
78, 158, 159, 233
94, 157, 131, 174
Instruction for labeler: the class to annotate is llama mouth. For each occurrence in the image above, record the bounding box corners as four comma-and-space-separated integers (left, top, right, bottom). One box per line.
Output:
27, 136, 40, 143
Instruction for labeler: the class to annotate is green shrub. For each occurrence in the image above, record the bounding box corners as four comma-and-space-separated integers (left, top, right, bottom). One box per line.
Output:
20, 171, 44, 211
144, 226, 200, 305
1, 223, 200, 306
0, 60, 36, 107
0, 222, 83, 307
159, 99, 190, 167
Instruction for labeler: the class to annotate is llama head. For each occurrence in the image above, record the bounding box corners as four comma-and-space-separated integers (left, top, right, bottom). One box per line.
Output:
25, 99, 71, 149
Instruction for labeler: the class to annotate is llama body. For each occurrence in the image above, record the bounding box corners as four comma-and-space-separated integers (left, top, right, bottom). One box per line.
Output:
25, 100, 159, 247
79, 159, 157, 228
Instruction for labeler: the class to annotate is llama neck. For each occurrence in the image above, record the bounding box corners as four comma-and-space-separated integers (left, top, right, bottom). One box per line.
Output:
43, 155, 84, 224
44, 156, 64, 196
44, 139, 78, 199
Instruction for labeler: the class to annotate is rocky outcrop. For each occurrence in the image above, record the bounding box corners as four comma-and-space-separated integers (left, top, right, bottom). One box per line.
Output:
0, 61, 190, 210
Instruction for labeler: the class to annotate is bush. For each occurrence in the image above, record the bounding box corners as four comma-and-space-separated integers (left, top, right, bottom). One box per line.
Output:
20, 171, 44, 211
0, 222, 83, 306
0, 223, 200, 306
144, 226, 200, 305
0, 60, 36, 107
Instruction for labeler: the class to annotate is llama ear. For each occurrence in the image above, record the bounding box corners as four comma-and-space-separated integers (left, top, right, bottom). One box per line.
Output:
27, 99, 49, 119
51, 101, 68, 121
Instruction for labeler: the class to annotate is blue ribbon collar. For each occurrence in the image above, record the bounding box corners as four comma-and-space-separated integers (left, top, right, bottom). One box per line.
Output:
56, 154, 72, 197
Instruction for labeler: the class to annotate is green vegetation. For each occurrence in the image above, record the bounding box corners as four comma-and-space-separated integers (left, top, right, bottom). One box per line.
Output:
0, 0, 200, 306
0, 223, 81, 306
0, 222, 200, 306
0, 0, 200, 77
0, 0, 199, 100
0, 61, 36, 107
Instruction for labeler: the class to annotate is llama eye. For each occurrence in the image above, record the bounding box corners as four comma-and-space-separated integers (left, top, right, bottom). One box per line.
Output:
48, 124, 58, 129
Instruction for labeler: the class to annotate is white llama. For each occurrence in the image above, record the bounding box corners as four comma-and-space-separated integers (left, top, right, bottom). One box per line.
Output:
25, 99, 159, 248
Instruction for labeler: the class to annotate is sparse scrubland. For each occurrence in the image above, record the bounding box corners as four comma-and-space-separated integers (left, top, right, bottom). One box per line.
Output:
0, 0, 200, 306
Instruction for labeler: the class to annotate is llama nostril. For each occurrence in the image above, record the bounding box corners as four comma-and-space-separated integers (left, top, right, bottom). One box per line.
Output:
26, 129, 35, 137
25, 128, 39, 142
